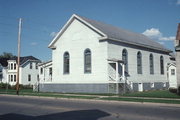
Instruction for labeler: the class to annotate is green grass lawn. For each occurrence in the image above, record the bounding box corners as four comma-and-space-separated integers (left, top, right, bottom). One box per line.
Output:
123, 90, 180, 99
1, 89, 180, 104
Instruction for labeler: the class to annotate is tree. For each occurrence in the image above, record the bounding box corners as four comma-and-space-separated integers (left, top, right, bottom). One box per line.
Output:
0, 52, 16, 59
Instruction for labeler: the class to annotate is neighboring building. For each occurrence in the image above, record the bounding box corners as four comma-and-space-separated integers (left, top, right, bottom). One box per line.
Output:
0, 58, 8, 83
167, 63, 177, 89
7, 56, 41, 86
40, 14, 172, 94
38, 60, 52, 83
34, 61, 52, 91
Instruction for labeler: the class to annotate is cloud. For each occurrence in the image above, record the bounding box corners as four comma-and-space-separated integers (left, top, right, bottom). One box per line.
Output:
177, 0, 180, 5
159, 36, 175, 41
142, 28, 161, 38
30, 42, 38, 46
50, 32, 57, 38
142, 28, 175, 41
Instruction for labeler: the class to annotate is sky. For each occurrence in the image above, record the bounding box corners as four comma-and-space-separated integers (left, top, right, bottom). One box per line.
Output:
0, 0, 180, 61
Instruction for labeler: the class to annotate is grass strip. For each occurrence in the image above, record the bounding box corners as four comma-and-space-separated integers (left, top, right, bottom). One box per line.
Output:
123, 90, 180, 99
0, 91, 97, 99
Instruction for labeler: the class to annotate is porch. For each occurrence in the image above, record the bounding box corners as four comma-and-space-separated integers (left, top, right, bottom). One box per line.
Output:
107, 58, 132, 94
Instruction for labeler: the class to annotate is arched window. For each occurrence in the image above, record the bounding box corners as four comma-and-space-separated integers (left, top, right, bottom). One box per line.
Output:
122, 49, 128, 73
137, 51, 142, 74
63, 52, 70, 74
160, 56, 164, 74
84, 49, 91, 73
149, 54, 154, 74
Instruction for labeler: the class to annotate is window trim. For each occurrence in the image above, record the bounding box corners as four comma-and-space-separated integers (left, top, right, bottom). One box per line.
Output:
137, 51, 142, 74
30, 62, 32, 69
63, 52, 70, 74
28, 74, 31, 82
149, 54, 154, 74
84, 48, 92, 73
122, 49, 128, 73
160, 56, 164, 75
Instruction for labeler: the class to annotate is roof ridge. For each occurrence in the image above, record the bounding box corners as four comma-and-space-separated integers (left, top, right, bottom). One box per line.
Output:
77, 14, 170, 52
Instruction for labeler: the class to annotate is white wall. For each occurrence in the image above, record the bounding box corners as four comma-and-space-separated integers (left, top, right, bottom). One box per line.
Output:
20, 62, 39, 85
52, 19, 108, 84
107, 41, 169, 84
39, 62, 52, 83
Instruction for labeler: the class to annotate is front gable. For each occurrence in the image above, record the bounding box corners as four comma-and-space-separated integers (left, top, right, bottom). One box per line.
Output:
48, 14, 107, 49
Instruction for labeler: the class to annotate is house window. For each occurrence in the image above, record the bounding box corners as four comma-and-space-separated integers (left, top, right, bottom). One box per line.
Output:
160, 56, 164, 74
11, 75, 13, 82
36, 63, 38, 69
30, 63, 32, 69
137, 51, 142, 74
11, 63, 13, 70
122, 49, 128, 73
63, 52, 70, 74
149, 54, 154, 74
84, 48, 91, 73
28, 74, 31, 82
14, 75, 16, 82
14, 63, 16, 70
40, 68, 43, 74
49, 67, 52, 76
171, 69, 175, 75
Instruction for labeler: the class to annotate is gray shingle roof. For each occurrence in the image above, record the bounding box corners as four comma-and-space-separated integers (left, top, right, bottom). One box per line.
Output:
10, 56, 40, 65
79, 15, 171, 52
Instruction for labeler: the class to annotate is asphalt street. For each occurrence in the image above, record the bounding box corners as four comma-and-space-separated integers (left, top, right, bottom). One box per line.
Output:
0, 95, 180, 120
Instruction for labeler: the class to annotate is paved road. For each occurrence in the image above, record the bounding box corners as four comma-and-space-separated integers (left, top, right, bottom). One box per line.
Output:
0, 95, 180, 120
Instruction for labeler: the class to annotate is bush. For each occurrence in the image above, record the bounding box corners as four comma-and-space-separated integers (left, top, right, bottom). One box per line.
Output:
177, 86, 180, 96
0, 83, 33, 90
169, 88, 177, 93
0, 83, 11, 89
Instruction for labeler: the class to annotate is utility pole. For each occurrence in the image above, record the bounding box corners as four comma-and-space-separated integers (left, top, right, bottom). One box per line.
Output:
16, 18, 22, 95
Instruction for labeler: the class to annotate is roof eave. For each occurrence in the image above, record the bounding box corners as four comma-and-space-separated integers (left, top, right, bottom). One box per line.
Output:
99, 37, 172, 53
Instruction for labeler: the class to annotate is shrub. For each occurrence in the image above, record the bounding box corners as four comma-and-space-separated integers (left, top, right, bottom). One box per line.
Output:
0, 83, 11, 89
169, 87, 177, 93
177, 86, 180, 96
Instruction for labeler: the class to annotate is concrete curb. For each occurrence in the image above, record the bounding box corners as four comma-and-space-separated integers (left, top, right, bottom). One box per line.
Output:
1, 94, 180, 107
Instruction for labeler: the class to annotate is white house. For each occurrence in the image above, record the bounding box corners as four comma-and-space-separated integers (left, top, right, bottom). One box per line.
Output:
39, 14, 172, 94
6, 56, 40, 86
38, 60, 52, 83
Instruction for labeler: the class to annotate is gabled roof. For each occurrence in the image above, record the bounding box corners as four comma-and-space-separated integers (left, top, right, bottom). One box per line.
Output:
48, 14, 171, 53
9, 56, 40, 65
38, 60, 52, 67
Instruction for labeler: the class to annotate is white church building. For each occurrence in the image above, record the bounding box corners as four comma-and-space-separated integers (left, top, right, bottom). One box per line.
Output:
39, 14, 172, 94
